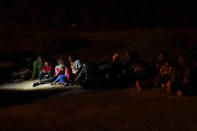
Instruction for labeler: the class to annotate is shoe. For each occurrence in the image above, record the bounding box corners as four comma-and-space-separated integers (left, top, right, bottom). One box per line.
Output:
50, 82, 55, 85
33, 82, 40, 87
64, 83, 69, 86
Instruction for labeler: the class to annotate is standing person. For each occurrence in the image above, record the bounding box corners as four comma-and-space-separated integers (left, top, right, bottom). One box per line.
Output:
31, 56, 43, 79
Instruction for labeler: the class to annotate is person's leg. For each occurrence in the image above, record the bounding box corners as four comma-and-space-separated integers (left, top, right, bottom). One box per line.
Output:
47, 71, 52, 78
59, 75, 67, 85
40, 75, 56, 84
39, 72, 45, 80
154, 75, 161, 88
136, 80, 142, 91
54, 76, 60, 83
166, 80, 171, 94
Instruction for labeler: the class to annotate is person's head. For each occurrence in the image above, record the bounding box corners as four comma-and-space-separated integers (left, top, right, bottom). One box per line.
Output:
44, 60, 49, 66
112, 53, 119, 62
68, 56, 74, 62
158, 53, 164, 62
37, 56, 42, 63
126, 51, 135, 60
178, 55, 186, 66
57, 58, 64, 65
69, 54, 78, 62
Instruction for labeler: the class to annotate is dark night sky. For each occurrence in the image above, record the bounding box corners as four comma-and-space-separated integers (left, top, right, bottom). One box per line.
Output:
0, 0, 196, 27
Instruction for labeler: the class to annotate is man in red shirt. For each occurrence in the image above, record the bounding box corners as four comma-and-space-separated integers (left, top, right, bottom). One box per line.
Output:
39, 60, 53, 80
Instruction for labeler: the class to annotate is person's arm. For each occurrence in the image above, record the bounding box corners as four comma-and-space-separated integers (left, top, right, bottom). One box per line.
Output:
55, 67, 60, 76
65, 68, 70, 80
160, 66, 164, 76
169, 66, 172, 76
41, 66, 46, 73
32, 61, 37, 79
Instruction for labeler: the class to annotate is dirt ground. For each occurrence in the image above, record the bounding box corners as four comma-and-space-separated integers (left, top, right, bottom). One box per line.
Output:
0, 82, 197, 131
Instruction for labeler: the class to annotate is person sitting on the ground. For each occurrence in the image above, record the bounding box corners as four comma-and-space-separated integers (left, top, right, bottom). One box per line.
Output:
171, 55, 190, 96
39, 60, 53, 80
64, 60, 74, 84
154, 52, 166, 88
125, 51, 135, 72
31, 56, 43, 79
190, 57, 197, 88
55, 58, 64, 76
51, 60, 72, 86
123, 51, 140, 86
68, 55, 82, 75
129, 52, 149, 91
133, 59, 148, 91
159, 60, 172, 93
105, 53, 123, 87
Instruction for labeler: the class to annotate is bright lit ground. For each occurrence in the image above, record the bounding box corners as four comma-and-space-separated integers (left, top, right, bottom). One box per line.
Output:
0, 80, 81, 91
0, 81, 197, 131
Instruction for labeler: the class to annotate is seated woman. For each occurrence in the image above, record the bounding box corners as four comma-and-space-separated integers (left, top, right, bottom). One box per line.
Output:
51, 60, 72, 86
68, 55, 82, 75
159, 60, 172, 93
39, 60, 53, 80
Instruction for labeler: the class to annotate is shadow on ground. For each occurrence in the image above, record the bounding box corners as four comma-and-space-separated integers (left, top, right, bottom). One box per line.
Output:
0, 88, 74, 107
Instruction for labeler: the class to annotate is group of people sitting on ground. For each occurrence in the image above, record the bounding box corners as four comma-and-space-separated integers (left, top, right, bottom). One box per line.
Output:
101, 51, 196, 96
20, 50, 196, 96
116, 52, 197, 95
31, 55, 83, 87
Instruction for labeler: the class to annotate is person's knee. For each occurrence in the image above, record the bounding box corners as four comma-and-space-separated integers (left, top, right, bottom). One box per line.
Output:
167, 81, 171, 88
